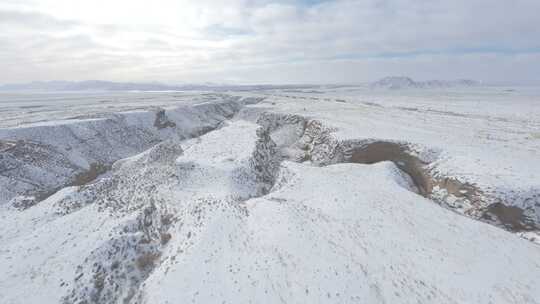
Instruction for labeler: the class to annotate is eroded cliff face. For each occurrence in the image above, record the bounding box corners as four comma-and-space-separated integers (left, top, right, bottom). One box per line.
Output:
256, 111, 539, 236
0, 95, 263, 206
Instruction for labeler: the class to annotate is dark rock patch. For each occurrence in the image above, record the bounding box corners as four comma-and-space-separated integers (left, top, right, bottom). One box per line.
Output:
153, 109, 176, 129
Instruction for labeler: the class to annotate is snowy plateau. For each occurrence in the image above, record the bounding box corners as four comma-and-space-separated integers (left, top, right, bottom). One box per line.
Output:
0, 86, 540, 304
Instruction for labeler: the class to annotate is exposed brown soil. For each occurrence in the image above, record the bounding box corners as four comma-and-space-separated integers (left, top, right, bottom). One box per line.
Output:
12, 162, 111, 210
345, 140, 536, 232
72, 162, 110, 186
348, 141, 431, 196
153, 109, 177, 129
482, 203, 536, 232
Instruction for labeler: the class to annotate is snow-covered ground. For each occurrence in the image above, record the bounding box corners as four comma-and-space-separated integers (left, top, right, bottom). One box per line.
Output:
256, 86, 540, 234
0, 88, 539, 303
0, 91, 213, 128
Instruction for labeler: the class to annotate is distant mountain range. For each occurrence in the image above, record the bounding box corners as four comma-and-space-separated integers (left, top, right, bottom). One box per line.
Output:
0, 80, 221, 91
0, 80, 318, 92
0, 78, 483, 92
371, 76, 481, 90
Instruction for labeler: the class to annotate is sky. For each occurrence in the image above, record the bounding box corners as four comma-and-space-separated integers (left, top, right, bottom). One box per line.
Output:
1, 0, 540, 84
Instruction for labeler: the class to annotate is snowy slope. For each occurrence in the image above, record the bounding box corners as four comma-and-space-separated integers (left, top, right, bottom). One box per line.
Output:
142, 160, 540, 303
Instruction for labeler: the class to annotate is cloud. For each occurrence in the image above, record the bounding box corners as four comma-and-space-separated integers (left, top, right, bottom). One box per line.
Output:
0, 0, 539, 84
0, 9, 79, 31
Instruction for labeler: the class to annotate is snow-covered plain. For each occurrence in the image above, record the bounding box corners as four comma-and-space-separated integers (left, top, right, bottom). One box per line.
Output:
0, 87, 539, 303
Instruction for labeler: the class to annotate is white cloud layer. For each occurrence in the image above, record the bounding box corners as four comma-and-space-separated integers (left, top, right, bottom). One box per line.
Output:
1, 0, 539, 84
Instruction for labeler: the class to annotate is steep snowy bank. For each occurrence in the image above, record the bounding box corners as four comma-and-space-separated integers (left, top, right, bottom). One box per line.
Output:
0, 95, 263, 206
249, 92, 540, 239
